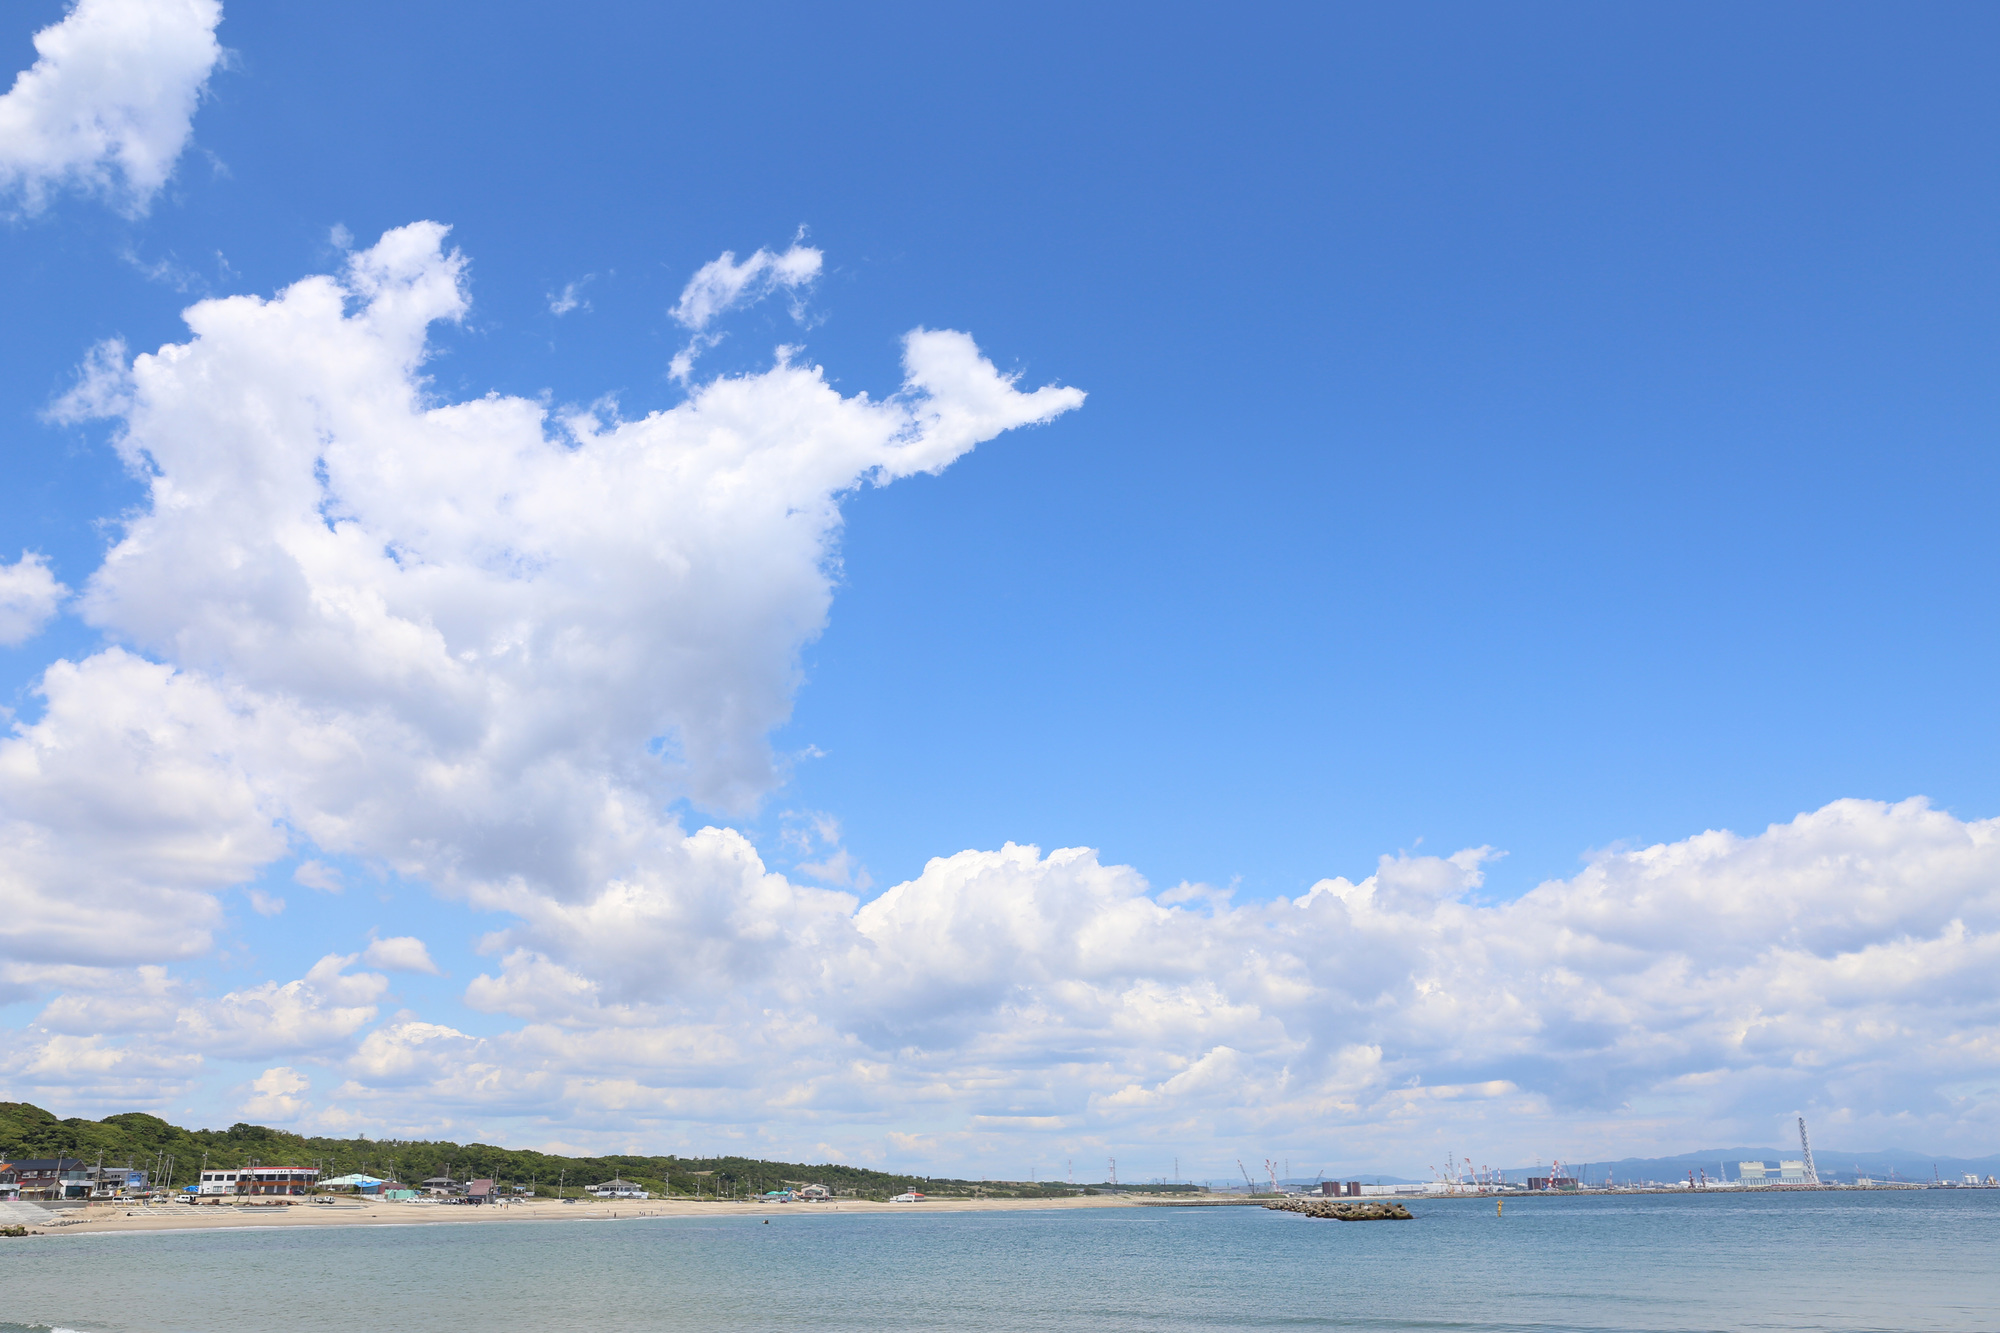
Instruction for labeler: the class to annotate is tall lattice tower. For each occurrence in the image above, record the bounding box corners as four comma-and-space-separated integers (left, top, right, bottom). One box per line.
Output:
1797, 1116, 1821, 1185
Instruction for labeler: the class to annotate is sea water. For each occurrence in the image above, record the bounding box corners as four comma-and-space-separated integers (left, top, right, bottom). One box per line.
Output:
2, 1190, 1996, 1332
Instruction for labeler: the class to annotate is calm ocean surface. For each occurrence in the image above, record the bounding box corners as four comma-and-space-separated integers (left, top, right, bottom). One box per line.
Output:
3, 1191, 1996, 1332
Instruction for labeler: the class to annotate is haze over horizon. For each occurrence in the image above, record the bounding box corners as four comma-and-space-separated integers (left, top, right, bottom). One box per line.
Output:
2, 0, 1997, 1182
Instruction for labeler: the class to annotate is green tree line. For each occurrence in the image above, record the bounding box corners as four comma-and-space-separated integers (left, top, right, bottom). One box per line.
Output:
0, 1103, 1115, 1200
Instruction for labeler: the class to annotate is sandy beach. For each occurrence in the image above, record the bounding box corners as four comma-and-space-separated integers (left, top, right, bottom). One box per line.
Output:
19, 1192, 1145, 1238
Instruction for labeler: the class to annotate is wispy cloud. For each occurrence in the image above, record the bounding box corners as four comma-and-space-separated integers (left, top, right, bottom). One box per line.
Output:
294, 861, 343, 893
667, 238, 822, 380
548, 275, 593, 316
671, 240, 821, 332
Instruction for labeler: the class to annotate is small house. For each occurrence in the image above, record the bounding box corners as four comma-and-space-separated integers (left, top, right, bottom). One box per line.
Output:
81, 1166, 146, 1198
7, 1158, 89, 1200
588, 1178, 650, 1199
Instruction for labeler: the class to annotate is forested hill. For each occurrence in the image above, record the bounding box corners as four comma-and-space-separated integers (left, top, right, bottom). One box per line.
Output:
0, 1103, 1101, 1199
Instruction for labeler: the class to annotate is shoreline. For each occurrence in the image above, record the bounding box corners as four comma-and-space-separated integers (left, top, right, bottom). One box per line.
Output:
14, 1181, 1975, 1241
14, 1191, 1142, 1240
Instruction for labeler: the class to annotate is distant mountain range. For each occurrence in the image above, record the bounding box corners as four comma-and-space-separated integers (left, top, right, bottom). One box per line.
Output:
1251, 1148, 2000, 1191
1542, 1148, 2000, 1185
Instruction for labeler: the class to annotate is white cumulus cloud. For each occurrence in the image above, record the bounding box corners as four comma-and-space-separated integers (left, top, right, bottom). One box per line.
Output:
240, 1065, 310, 1121
14, 1032, 199, 1107
362, 935, 440, 975
0, 222, 1082, 987
0, 0, 225, 215
293, 860, 342, 892
443, 798, 2000, 1167
33, 954, 383, 1056
169, 953, 388, 1058
13, 955, 387, 1111
12, 220, 1995, 1174
0, 552, 66, 645
0, 649, 284, 967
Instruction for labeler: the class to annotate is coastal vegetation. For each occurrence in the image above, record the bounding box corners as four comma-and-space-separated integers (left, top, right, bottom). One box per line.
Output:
0, 1103, 1190, 1201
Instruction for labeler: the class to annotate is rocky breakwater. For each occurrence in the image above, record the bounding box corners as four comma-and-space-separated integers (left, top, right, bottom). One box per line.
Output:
1264, 1198, 1413, 1221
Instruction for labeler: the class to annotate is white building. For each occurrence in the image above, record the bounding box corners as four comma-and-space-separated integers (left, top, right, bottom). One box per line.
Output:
1779, 1160, 1807, 1184
197, 1169, 243, 1196
587, 1178, 650, 1199
196, 1167, 319, 1197
1737, 1162, 1768, 1185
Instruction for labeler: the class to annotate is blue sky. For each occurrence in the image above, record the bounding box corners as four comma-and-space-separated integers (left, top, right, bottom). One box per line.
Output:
1, 1, 1997, 1176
